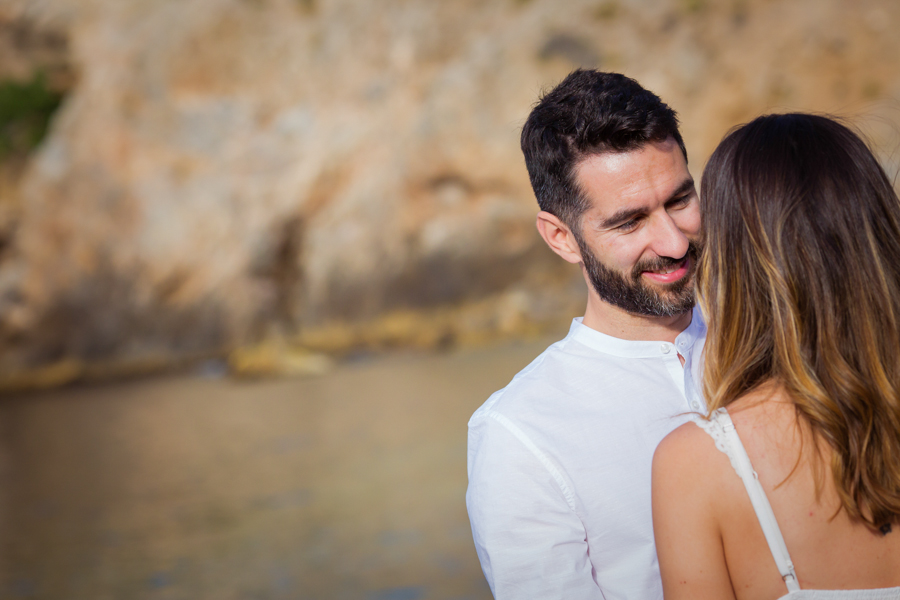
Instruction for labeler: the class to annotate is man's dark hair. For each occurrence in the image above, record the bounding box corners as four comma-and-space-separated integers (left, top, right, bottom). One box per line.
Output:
521, 69, 686, 231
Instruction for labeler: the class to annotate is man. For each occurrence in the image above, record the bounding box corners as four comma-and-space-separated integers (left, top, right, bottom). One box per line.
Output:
466, 69, 707, 599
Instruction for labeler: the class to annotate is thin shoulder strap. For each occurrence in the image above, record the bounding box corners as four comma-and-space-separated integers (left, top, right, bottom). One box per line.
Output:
713, 409, 801, 592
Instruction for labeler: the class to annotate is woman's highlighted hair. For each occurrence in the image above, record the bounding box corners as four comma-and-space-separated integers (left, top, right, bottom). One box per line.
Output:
699, 113, 900, 530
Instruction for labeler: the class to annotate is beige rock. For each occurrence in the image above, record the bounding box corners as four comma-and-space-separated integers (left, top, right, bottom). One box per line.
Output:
228, 339, 334, 378
0, 0, 898, 383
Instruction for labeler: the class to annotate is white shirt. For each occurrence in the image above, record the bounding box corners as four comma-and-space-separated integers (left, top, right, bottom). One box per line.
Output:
466, 307, 707, 600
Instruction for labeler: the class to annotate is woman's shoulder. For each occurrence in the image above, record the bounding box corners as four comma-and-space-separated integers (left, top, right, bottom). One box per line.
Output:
657, 383, 795, 473
653, 414, 733, 498
655, 411, 729, 465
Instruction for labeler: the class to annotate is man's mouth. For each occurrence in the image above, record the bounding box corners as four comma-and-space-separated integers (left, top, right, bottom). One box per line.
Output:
641, 257, 690, 284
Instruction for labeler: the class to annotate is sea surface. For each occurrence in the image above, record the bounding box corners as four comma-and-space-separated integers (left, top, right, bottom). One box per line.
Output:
0, 336, 557, 600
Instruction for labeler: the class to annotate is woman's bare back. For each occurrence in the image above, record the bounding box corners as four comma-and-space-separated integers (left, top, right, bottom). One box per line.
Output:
713, 385, 900, 599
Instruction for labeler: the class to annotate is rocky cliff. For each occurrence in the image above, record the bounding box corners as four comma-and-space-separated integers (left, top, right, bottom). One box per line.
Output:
0, 0, 898, 386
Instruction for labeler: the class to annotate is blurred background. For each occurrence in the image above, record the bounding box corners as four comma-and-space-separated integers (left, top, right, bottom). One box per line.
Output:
0, 0, 898, 597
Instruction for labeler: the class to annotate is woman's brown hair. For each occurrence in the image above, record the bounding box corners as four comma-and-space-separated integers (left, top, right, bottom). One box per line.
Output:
699, 113, 900, 529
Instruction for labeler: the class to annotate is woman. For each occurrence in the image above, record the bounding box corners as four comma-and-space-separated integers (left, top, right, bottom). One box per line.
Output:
652, 113, 900, 599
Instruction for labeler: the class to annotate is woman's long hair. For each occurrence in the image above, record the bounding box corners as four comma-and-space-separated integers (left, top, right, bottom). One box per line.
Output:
699, 113, 900, 529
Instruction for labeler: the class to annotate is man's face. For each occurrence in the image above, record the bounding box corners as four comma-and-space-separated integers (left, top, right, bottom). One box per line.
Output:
572, 137, 701, 317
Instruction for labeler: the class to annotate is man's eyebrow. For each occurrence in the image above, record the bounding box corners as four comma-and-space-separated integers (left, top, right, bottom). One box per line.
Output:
598, 206, 647, 229
598, 178, 695, 229
666, 178, 696, 204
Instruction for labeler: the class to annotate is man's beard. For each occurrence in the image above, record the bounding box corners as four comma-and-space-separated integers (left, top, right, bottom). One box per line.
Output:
578, 238, 701, 318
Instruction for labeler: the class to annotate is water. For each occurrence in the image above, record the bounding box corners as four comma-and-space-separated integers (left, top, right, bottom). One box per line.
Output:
0, 337, 555, 599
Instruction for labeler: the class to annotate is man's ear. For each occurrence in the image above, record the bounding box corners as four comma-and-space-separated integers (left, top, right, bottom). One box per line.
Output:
536, 211, 583, 265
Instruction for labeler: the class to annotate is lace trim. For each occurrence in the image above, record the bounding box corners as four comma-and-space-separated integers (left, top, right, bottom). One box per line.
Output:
690, 407, 744, 477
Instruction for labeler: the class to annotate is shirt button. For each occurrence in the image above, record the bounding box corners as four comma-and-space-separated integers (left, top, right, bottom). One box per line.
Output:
660, 344, 671, 354
692, 401, 700, 409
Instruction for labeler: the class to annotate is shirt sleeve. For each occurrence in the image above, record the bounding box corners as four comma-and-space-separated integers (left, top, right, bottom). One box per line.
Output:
466, 410, 606, 600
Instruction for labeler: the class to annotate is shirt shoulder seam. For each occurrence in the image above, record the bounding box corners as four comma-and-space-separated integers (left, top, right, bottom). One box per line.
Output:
482, 409, 579, 512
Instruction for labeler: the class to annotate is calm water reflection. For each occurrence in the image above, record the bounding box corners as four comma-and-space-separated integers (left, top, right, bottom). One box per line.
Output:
1, 337, 555, 599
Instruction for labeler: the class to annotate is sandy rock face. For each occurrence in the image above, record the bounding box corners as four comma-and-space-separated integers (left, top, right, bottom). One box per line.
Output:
0, 0, 899, 378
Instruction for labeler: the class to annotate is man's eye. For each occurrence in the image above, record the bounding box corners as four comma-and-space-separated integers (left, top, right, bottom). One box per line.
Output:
670, 194, 692, 207
617, 219, 639, 232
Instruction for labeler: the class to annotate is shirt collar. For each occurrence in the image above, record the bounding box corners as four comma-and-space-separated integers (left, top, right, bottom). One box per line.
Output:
567, 305, 706, 359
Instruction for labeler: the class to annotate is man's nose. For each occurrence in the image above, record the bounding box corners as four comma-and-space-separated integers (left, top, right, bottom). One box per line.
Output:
649, 213, 690, 259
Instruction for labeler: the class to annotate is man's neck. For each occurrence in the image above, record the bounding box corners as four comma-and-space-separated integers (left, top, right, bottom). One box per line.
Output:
581, 295, 694, 343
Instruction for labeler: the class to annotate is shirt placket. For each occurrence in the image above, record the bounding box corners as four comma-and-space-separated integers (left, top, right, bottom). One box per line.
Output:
659, 342, 688, 403
657, 332, 703, 413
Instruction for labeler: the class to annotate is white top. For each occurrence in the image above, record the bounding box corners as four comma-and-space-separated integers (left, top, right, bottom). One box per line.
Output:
693, 408, 900, 600
466, 307, 707, 600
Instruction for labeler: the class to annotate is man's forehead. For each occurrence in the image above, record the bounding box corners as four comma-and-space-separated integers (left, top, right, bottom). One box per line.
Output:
574, 138, 690, 213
